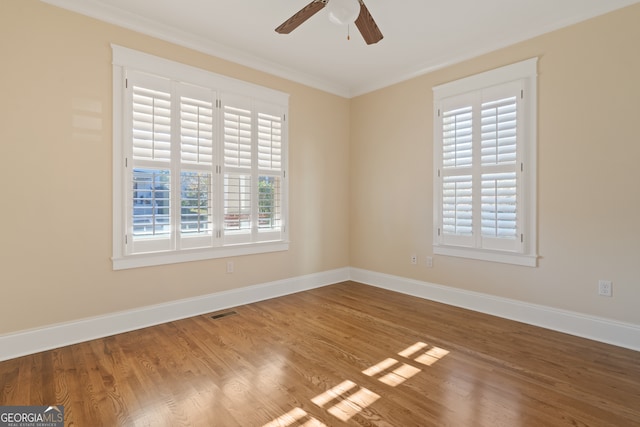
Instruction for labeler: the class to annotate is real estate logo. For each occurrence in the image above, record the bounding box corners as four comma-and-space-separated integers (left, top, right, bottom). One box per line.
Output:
0, 406, 64, 427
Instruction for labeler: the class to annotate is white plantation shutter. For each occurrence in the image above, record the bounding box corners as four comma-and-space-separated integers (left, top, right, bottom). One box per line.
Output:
256, 105, 285, 239
481, 96, 517, 166
438, 94, 476, 248
178, 84, 215, 248
442, 175, 473, 237
112, 45, 289, 269
258, 111, 283, 170
480, 96, 518, 243
221, 97, 286, 243
440, 98, 475, 246
442, 106, 473, 168
180, 96, 214, 166
224, 104, 252, 169
180, 172, 212, 235
433, 58, 537, 266
223, 173, 252, 235
128, 72, 173, 254
222, 96, 253, 242
132, 84, 172, 162
479, 85, 520, 251
481, 172, 517, 239
437, 89, 520, 250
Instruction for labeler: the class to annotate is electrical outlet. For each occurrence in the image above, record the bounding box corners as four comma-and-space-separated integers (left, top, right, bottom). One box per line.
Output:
425, 256, 433, 268
227, 261, 234, 273
410, 254, 417, 265
598, 280, 612, 297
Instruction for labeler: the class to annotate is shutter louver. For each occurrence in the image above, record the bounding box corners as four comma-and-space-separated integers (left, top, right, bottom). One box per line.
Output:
132, 168, 171, 238
442, 106, 473, 169
481, 97, 517, 165
132, 86, 171, 161
224, 106, 252, 168
258, 176, 281, 230
481, 172, 517, 238
180, 172, 212, 235
442, 175, 473, 236
181, 97, 213, 165
224, 174, 252, 231
257, 112, 283, 170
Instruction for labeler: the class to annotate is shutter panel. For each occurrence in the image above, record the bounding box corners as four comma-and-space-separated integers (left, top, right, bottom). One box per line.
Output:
128, 72, 174, 253
257, 112, 283, 170
180, 96, 213, 166
178, 87, 215, 244
257, 109, 284, 234
224, 105, 252, 168
132, 169, 171, 238
481, 172, 517, 238
480, 90, 519, 246
132, 86, 171, 162
481, 96, 517, 165
222, 97, 253, 241
440, 99, 475, 244
442, 175, 473, 237
442, 106, 473, 169
258, 175, 281, 230
224, 173, 252, 231
180, 171, 212, 236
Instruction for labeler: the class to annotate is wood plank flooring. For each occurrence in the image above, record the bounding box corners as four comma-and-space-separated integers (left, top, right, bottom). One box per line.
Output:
1, 281, 639, 426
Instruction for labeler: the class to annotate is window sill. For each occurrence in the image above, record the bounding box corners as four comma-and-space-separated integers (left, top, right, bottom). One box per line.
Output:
112, 241, 289, 270
433, 245, 538, 267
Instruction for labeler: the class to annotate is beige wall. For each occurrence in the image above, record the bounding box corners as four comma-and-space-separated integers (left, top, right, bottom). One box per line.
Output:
350, 4, 640, 324
1, 0, 638, 337
0, 0, 350, 334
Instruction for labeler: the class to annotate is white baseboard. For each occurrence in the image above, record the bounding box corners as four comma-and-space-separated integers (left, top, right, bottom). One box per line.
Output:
349, 268, 640, 352
2, 266, 637, 362
0, 268, 350, 362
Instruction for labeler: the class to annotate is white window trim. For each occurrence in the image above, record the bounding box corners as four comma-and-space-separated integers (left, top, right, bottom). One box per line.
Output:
432, 58, 538, 267
111, 45, 289, 270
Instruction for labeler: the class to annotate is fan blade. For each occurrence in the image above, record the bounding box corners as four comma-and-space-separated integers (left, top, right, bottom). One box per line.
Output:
354, 0, 383, 45
275, 0, 327, 34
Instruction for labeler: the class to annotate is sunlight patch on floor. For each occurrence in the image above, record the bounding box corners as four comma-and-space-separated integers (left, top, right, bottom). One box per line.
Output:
362, 342, 449, 387
262, 407, 327, 427
264, 341, 450, 425
413, 346, 450, 367
398, 341, 430, 358
362, 358, 398, 377
310, 379, 380, 422
362, 357, 423, 387
325, 386, 381, 422
311, 380, 358, 407
377, 363, 422, 387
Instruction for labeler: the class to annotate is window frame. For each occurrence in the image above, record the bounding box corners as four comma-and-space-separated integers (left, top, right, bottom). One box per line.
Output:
432, 58, 538, 267
112, 45, 289, 270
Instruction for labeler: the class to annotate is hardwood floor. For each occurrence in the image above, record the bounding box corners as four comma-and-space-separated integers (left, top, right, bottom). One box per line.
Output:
1, 281, 639, 426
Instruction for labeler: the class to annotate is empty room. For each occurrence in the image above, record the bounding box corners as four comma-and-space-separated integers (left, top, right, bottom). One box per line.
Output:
1, 0, 639, 426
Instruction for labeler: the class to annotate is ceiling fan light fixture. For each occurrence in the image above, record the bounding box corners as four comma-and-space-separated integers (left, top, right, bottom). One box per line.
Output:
327, 0, 361, 26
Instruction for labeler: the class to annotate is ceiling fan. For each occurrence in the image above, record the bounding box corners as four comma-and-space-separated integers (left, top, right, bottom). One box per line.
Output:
275, 0, 383, 45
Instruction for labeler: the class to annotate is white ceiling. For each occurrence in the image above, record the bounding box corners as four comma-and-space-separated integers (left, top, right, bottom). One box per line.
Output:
42, 0, 639, 98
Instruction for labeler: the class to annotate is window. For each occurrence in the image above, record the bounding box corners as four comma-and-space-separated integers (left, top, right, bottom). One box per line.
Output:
433, 58, 537, 266
112, 45, 288, 269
